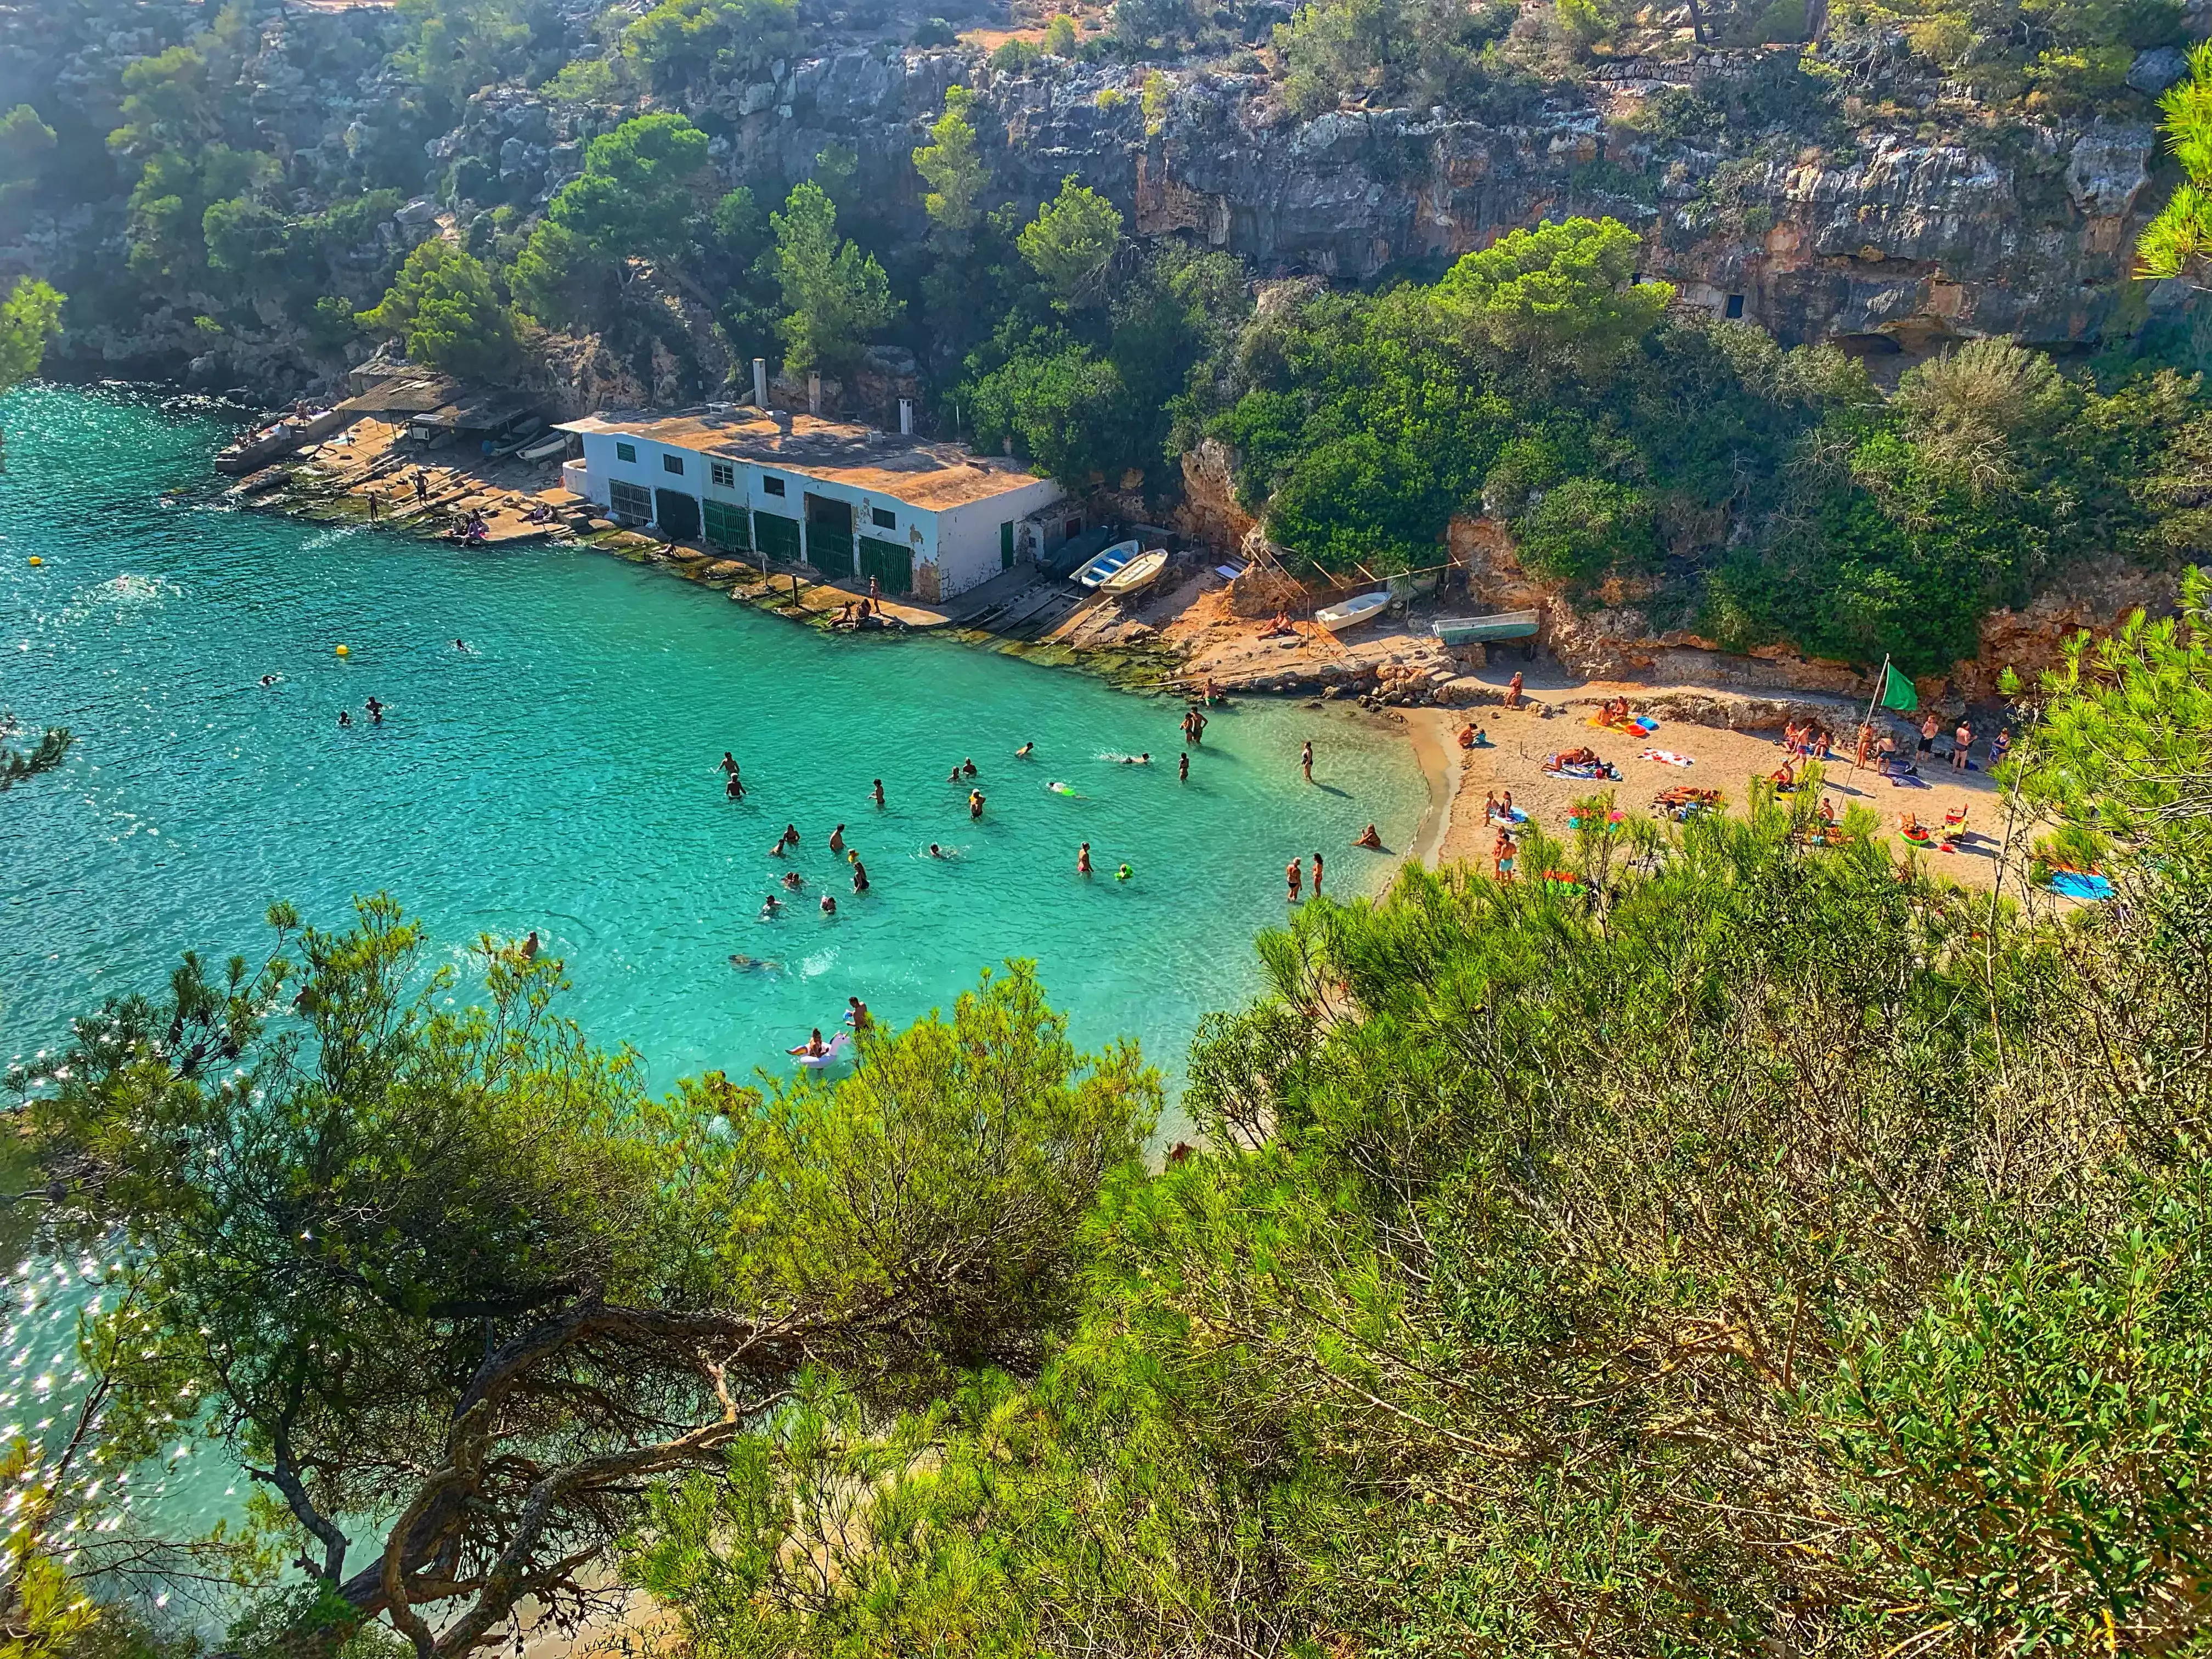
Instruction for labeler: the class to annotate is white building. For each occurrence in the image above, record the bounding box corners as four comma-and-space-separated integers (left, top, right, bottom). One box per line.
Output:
555, 409, 1070, 602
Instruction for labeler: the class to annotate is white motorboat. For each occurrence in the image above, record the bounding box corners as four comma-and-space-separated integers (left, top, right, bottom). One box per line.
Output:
1099, 548, 1168, 597
1071, 539, 1141, 588
1314, 590, 1391, 631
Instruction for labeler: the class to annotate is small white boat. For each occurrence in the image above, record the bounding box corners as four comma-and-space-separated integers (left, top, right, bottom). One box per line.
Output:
1100, 548, 1168, 597
1314, 590, 1391, 632
1072, 539, 1141, 588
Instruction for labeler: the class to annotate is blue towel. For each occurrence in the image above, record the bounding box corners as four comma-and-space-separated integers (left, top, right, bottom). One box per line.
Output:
2049, 871, 2114, 902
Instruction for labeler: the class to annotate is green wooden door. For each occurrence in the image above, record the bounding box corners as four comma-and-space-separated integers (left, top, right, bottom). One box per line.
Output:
753, 511, 801, 564
1000, 520, 1014, 570
701, 499, 751, 551
857, 536, 912, 596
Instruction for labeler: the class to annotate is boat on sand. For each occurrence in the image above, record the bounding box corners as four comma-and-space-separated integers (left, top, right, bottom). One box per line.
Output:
1314, 590, 1391, 632
1071, 539, 1141, 588
1100, 549, 1167, 597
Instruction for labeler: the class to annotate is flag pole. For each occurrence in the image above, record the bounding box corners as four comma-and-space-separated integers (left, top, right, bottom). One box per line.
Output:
1842, 653, 1890, 796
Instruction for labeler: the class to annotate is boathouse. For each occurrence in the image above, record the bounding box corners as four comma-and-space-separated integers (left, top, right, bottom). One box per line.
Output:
553, 409, 1066, 602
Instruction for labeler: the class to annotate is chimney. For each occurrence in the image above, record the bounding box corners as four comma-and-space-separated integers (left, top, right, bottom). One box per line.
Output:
808, 372, 821, 416
752, 358, 768, 408
898, 397, 913, 436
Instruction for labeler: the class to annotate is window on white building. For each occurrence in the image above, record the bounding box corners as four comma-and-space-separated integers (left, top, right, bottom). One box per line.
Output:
663, 453, 685, 476
710, 460, 735, 488
763, 476, 786, 496
871, 506, 896, 529
616, 441, 637, 463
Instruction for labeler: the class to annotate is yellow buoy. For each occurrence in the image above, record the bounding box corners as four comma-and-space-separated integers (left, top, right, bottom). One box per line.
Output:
26, 556, 42, 566
334, 644, 350, 657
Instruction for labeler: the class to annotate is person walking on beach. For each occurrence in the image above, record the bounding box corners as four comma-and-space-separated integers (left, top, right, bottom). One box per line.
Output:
1178, 752, 1189, 782
1286, 857, 1303, 902
969, 789, 985, 820
1311, 851, 1323, 898
1078, 841, 1092, 876
1300, 741, 1314, 784
872, 778, 885, 808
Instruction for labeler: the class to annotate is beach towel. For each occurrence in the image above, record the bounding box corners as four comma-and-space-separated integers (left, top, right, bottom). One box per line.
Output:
2049, 871, 2114, 902
1889, 772, 1931, 789
1544, 762, 1617, 781
1640, 748, 1695, 768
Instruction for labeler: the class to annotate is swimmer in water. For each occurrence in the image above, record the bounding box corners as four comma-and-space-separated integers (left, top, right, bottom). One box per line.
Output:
928, 843, 945, 858
847, 997, 871, 1031
820, 893, 838, 915
1355, 823, 1383, 850
780, 823, 800, 849
850, 860, 869, 893
1078, 841, 1092, 876
829, 823, 845, 853
872, 778, 885, 808
520, 930, 539, 962
947, 764, 962, 782
726, 773, 744, 801
336, 709, 353, 728
1116, 863, 1132, 881
729, 954, 783, 973
365, 696, 384, 725
962, 758, 978, 778
768, 834, 787, 856
1179, 752, 1189, 782
259, 674, 277, 687
789, 1028, 830, 1058
782, 871, 803, 890
969, 789, 985, 820
453, 639, 468, 651
760, 893, 782, 916
719, 752, 740, 776
1016, 742, 1034, 758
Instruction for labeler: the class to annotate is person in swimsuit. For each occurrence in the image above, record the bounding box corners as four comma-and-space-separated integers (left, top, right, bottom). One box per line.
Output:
1505, 672, 1524, 708
850, 860, 869, 893
1300, 741, 1314, 784
928, 843, 945, 858
761, 893, 782, 916
872, 778, 885, 807
847, 997, 871, 1031
1355, 823, 1383, 849
947, 764, 963, 782
259, 674, 277, 687
782, 871, 803, 890
336, 709, 353, 727
1286, 857, 1302, 901
789, 1029, 829, 1058
820, 893, 837, 915
453, 639, 468, 651
720, 752, 740, 777
1016, 742, 1034, 758
518, 930, 539, 961
969, 789, 985, 819
1311, 851, 1323, 898
364, 697, 385, 725
962, 758, 978, 778
780, 824, 800, 849
726, 772, 744, 800
1483, 791, 1500, 825
829, 824, 845, 853
1492, 830, 1515, 881
1178, 752, 1189, 782
1078, 842, 1093, 876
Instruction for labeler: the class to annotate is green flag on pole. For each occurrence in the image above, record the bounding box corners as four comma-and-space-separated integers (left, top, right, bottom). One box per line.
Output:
1878, 662, 1918, 712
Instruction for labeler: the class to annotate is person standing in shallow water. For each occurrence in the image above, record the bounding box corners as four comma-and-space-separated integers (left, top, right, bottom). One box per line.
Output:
829, 823, 845, 853
1286, 856, 1302, 902
1311, 851, 1323, 898
1178, 752, 1189, 783
969, 789, 985, 820
1077, 841, 1092, 876
1300, 741, 1314, 784
872, 778, 885, 808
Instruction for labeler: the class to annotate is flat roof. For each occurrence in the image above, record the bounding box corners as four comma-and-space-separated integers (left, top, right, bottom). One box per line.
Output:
554, 410, 1053, 511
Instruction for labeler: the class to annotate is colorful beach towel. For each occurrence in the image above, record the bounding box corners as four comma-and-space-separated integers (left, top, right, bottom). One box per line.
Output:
1640, 748, 1695, 768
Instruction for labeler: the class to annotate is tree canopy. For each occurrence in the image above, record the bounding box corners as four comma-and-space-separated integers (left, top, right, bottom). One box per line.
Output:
13, 906, 1154, 1657
1017, 177, 1124, 309
0, 275, 63, 395
357, 239, 519, 379
769, 180, 900, 375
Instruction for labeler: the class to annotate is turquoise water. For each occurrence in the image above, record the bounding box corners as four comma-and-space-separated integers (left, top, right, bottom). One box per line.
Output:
0, 385, 1425, 1533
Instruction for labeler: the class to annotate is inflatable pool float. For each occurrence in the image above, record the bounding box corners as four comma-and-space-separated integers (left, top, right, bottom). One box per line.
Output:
1048, 781, 1081, 797
790, 1031, 850, 1068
